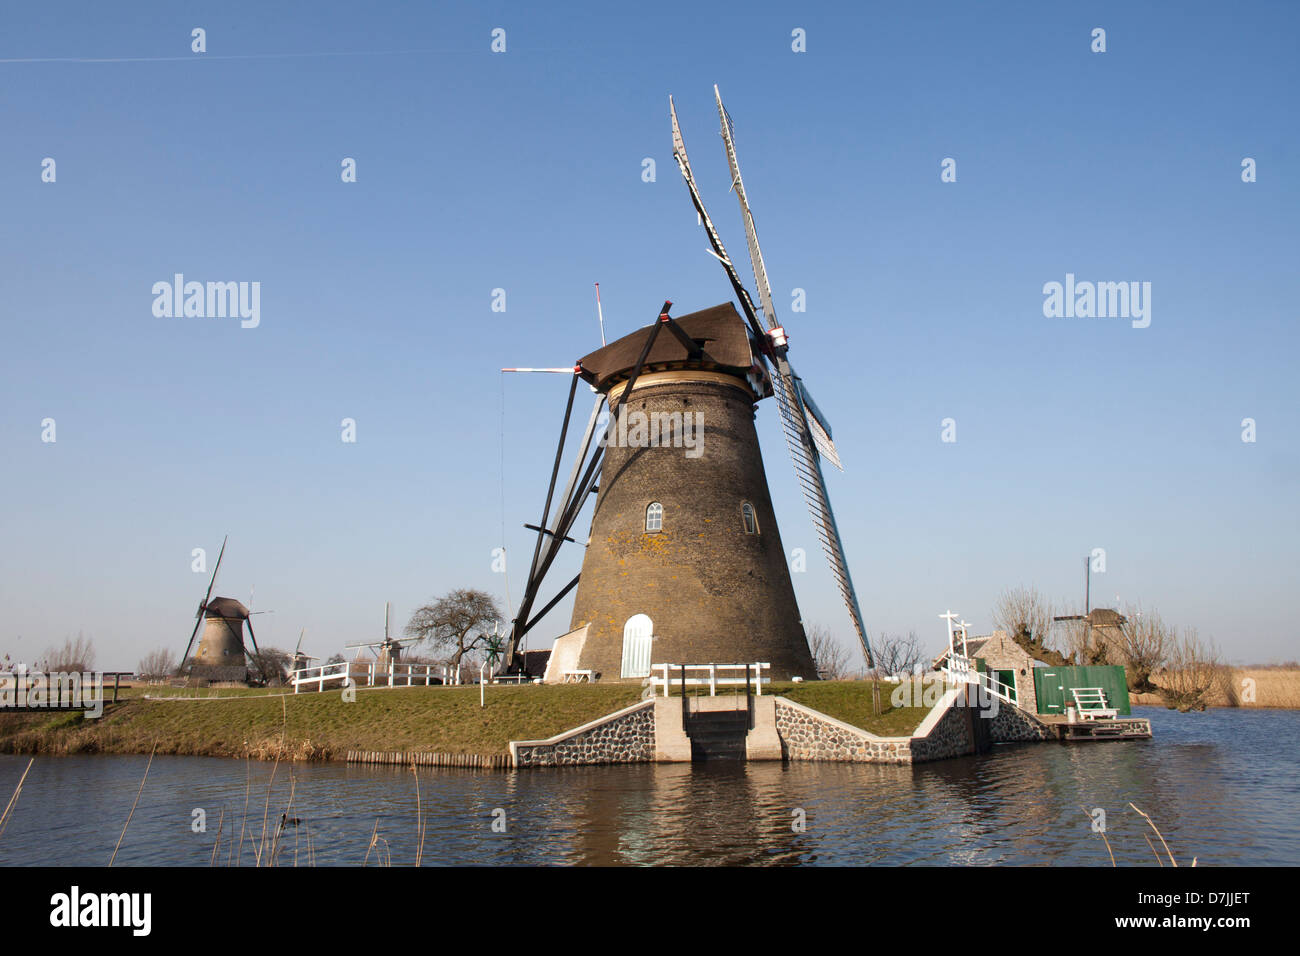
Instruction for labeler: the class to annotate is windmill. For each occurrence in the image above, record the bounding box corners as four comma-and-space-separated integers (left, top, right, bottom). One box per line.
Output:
289, 628, 315, 674
346, 603, 406, 667
179, 536, 271, 684
500, 87, 873, 679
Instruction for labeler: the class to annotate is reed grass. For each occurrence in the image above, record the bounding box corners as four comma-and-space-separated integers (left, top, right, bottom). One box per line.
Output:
0, 757, 34, 843
109, 744, 155, 867
1132, 667, 1300, 709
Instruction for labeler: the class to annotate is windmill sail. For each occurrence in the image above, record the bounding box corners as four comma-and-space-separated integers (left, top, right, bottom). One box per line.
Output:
715, 86, 780, 334
670, 96, 766, 341
797, 380, 842, 471
709, 86, 872, 666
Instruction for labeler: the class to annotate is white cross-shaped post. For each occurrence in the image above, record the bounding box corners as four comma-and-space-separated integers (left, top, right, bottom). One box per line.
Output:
940, 610, 960, 665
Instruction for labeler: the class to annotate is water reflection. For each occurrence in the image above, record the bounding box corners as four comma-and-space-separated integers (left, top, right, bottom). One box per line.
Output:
0, 706, 1295, 866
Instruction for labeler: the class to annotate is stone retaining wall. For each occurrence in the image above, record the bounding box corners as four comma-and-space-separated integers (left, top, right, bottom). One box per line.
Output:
511, 700, 656, 768
909, 690, 978, 762
773, 697, 912, 763
986, 700, 1053, 741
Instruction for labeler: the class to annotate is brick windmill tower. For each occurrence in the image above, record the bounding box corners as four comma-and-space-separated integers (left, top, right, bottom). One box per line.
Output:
565, 302, 814, 679
503, 87, 873, 681
179, 536, 270, 684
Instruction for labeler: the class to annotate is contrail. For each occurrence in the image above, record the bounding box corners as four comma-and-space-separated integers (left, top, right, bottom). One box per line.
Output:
0, 48, 454, 64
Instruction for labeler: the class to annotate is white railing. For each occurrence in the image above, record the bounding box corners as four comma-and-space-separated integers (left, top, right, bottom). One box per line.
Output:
291, 661, 447, 694
941, 655, 1018, 706
649, 663, 770, 698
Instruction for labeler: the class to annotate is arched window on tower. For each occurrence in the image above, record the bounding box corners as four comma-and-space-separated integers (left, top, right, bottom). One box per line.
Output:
742, 501, 758, 535
645, 502, 663, 532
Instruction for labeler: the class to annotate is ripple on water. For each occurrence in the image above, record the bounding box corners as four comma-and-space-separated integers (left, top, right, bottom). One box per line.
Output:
1, 706, 1296, 866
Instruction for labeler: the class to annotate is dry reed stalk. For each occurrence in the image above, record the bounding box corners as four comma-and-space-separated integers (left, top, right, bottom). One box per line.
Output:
0, 757, 35, 842
412, 760, 426, 867
209, 807, 226, 867
1144, 833, 1164, 866
254, 755, 280, 866
109, 744, 156, 867
364, 818, 381, 867
1130, 802, 1178, 866
1080, 806, 1115, 866
235, 756, 251, 866
269, 775, 297, 867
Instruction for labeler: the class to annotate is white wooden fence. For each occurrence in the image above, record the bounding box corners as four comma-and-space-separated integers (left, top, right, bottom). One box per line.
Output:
291, 661, 450, 694
649, 663, 771, 698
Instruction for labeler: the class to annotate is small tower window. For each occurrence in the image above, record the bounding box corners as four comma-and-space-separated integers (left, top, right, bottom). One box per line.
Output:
645, 502, 663, 532
742, 501, 758, 535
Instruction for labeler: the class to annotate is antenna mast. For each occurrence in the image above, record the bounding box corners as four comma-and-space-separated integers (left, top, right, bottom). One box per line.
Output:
595, 282, 607, 346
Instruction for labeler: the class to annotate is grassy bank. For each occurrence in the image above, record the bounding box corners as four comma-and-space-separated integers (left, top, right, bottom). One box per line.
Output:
774, 681, 931, 737
0, 684, 642, 760
0, 680, 933, 762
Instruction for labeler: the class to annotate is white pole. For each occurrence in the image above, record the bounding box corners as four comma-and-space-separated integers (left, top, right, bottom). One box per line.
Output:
941, 610, 959, 670
595, 282, 607, 347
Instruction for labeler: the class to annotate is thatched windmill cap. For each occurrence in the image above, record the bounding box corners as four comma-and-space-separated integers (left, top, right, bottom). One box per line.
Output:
1085, 608, 1126, 627
203, 597, 251, 620
576, 302, 761, 393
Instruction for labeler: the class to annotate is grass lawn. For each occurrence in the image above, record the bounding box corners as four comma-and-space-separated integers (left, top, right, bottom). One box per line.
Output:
665, 680, 933, 738
774, 681, 931, 737
0, 684, 643, 760
0, 679, 937, 761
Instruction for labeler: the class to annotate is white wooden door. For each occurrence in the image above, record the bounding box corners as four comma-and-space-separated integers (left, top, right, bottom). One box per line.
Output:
621, 614, 653, 678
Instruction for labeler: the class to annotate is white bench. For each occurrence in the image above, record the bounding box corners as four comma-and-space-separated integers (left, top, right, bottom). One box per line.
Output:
561, 670, 594, 684
1071, 687, 1118, 720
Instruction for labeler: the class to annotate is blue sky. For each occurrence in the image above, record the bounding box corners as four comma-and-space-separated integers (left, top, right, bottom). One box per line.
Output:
1, 1, 1296, 669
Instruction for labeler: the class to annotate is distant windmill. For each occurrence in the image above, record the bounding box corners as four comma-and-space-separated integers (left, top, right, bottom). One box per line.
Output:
289, 628, 315, 673
346, 602, 406, 667
179, 536, 270, 684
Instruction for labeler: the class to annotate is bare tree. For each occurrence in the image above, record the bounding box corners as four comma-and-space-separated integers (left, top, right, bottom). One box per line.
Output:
872, 631, 923, 676
992, 587, 1066, 664
249, 647, 293, 685
1158, 628, 1225, 712
41, 633, 96, 672
405, 588, 503, 670
806, 623, 852, 679
1114, 606, 1171, 693
137, 648, 177, 682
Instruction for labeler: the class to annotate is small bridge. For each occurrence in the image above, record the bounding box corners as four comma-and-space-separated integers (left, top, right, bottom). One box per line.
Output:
0, 671, 130, 712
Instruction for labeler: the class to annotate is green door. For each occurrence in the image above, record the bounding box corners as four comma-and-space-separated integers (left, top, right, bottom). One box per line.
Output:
995, 669, 1017, 703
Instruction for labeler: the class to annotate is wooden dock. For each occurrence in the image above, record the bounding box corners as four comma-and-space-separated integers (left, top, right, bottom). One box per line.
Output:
1054, 717, 1152, 741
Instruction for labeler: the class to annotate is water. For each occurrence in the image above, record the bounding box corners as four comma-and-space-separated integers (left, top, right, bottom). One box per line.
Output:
1, 706, 1296, 866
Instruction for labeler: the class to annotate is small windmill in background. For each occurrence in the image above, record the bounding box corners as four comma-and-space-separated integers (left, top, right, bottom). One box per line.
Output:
346, 602, 407, 667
